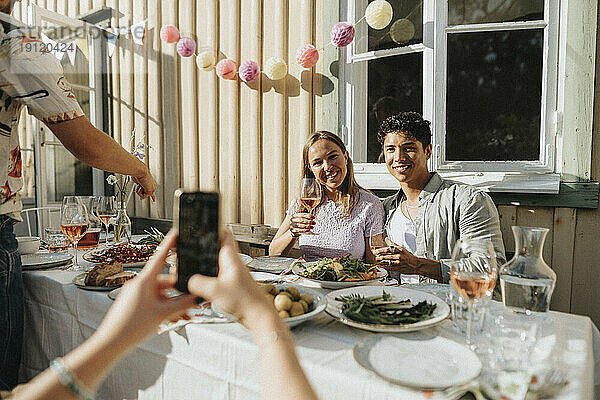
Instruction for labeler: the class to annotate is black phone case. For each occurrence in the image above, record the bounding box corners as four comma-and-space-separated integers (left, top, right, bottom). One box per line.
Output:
175, 191, 219, 293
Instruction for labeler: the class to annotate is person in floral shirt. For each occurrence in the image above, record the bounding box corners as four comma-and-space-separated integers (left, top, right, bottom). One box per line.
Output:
0, 3, 156, 389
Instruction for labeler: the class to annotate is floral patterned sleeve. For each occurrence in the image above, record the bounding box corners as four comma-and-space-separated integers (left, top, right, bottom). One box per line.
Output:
1, 32, 83, 125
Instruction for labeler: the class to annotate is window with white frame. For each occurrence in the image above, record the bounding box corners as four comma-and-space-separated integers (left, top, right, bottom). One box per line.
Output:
340, 0, 561, 192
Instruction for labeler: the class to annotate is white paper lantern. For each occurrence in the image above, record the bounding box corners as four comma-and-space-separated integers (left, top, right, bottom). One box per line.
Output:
264, 56, 287, 80
365, 0, 393, 30
196, 51, 216, 71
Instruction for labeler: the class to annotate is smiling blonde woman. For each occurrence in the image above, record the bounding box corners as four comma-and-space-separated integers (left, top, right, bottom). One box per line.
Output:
270, 131, 385, 263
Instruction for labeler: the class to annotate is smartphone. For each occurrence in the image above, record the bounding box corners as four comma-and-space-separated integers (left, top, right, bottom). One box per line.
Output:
173, 190, 220, 293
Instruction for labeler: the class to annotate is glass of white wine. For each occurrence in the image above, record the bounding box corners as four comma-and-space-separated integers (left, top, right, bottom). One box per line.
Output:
299, 177, 321, 235
449, 239, 497, 347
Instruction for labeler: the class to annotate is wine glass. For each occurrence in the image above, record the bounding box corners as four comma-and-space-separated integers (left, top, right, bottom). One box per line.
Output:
368, 225, 386, 254
60, 196, 89, 271
449, 238, 497, 347
299, 177, 322, 235
95, 196, 117, 245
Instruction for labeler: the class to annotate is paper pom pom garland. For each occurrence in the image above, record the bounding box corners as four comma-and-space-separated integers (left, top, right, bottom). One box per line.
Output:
365, 0, 393, 30
330, 22, 355, 47
295, 44, 319, 69
177, 37, 196, 57
196, 51, 216, 71
264, 57, 288, 80
216, 59, 238, 80
160, 25, 181, 43
167, 2, 406, 80
239, 60, 260, 82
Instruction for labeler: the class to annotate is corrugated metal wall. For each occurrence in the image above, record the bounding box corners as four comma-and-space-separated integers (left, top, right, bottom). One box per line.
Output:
13, 1, 600, 326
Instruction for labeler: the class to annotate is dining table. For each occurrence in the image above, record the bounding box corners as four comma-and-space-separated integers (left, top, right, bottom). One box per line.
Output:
18, 249, 600, 399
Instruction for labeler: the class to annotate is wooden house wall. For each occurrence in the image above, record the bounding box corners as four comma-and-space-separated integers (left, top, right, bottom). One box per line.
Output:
14, 1, 600, 327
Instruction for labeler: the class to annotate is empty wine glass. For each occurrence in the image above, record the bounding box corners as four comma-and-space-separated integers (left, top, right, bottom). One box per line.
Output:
299, 177, 322, 235
450, 239, 497, 347
95, 196, 117, 245
60, 196, 89, 271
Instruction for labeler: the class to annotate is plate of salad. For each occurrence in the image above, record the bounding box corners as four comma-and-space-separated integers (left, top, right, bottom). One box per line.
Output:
292, 255, 388, 289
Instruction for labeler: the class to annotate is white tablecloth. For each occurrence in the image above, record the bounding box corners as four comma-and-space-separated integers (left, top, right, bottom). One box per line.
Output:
20, 268, 597, 400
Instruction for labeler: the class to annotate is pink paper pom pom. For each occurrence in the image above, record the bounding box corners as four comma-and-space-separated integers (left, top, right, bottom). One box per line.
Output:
177, 37, 196, 57
239, 60, 260, 82
216, 59, 238, 80
160, 25, 180, 44
330, 22, 355, 47
295, 44, 319, 68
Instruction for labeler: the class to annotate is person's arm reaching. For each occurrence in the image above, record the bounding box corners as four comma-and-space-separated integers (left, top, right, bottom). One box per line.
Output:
189, 231, 319, 400
48, 116, 156, 200
3, 38, 156, 200
12, 232, 195, 400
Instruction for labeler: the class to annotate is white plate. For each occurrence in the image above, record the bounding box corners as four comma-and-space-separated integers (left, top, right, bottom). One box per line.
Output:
238, 253, 252, 265
250, 271, 280, 281
21, 252, 73, 270
326, 286, 450, 332
72, 272, 136, 291
212, 284, 327, 328
248, 256, 297, 273
353, 333, 482, 389
109, 287, 180, 301
108, 287, 121, 300
292, 261, 388, 289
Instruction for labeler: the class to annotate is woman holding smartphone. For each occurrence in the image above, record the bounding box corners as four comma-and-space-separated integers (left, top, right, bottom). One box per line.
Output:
269, 131, 385, 263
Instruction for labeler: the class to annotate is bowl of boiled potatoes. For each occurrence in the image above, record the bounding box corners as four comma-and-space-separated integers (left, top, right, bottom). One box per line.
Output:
259, 283, 327, 328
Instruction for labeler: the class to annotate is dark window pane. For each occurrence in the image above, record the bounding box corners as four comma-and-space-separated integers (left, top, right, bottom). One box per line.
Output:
367, 53, 423, 163
53, 149, 93, 201
355, 0, 423, 53
446, 29, 543, 161
448, 0, 544, 26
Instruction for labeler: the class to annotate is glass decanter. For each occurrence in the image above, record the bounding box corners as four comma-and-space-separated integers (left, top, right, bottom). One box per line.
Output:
499, 226, 556, 314
113, 205, 132, 243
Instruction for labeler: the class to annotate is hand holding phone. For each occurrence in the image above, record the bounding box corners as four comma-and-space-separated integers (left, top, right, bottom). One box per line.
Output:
174, 190, 220, 293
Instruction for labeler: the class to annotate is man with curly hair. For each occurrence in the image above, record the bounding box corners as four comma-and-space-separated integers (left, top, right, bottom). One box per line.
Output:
373, 112, 506, 283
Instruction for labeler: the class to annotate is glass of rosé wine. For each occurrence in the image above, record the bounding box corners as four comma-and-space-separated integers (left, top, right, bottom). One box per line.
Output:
449, 239, 497, 347
60, 196, 89, 271
299, 177, 321, 235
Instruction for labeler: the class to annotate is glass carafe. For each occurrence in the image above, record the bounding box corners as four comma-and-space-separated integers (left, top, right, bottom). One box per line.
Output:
113, 206, 132, 243
499, 226, 556, 314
